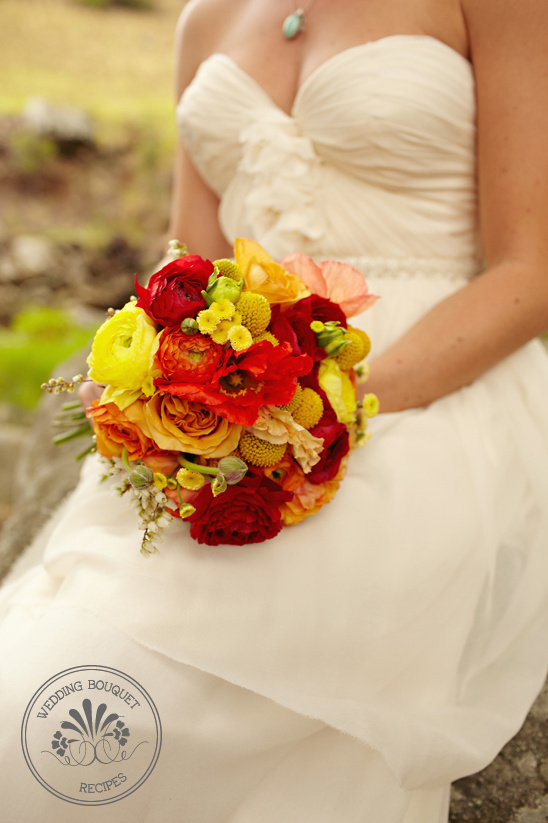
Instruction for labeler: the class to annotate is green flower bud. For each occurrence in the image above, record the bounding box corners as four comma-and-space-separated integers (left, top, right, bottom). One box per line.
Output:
208, 275, 243, 304
128, 464, 154, 490
217, 456, 247, 486
181, 317, 199, 335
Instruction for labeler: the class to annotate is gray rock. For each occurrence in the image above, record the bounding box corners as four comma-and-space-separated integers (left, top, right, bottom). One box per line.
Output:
23, 98, 95, 146
10, 234, 56, 277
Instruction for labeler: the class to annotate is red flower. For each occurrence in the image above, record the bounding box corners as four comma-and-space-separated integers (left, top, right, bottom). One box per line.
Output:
134, 256, 214, 326
159, 340, 312, 427
187, 471, 292, 545
155, 328, 225, 384
271, 295, 348, 362
306, 419, 350, 485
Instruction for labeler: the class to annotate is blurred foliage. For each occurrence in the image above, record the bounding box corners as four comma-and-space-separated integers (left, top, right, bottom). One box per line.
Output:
8, 132, 59, 175
74, 0, 153, 8
0, 307, 96, 410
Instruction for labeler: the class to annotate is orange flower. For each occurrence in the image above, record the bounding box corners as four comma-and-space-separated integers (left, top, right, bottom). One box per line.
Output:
264, 451, 305, 493
278, 457, 348, 526
87, 400, 154, 461
143, 393, 242, 457
155, 328, 225, 384
234, 238, 310, 304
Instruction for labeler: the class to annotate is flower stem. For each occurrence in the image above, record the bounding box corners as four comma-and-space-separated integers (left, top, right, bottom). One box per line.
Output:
121, 446, 133, 474
177, 455, 219, 476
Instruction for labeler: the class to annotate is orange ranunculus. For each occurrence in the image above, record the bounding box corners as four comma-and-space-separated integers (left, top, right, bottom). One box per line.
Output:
155, 328, 226, 385
278, 457, 348, 526
234, 238, 310, 304
264, 451, 306, 493
87, 400, 154, 461
143, 392, 242, 457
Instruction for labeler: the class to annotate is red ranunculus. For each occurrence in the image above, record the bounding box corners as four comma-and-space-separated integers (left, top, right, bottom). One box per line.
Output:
155, 328, 226, 384
134, 255, 214, 326
187, 471, 292, 545
159, 340, 312, 427
306, 419, 350, 485
272, 295, 348, 362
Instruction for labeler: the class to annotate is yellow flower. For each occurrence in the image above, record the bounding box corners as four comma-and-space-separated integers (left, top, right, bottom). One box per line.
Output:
318, 359, 357, 426
361, 393, 380, 418
176, 468, 206, 491
234, 238, 310, 304
210, 320, 233, 345
236, 292, 271, 336
86, 301, 159, 410
210, 300, 235, 320
228, 324, 253, 351
197, 309, 220, 334
153, 472, 168, 490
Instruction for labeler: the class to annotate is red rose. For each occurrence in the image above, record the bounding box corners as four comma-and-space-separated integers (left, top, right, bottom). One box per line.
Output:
160, 340, 312, 427
306, 419, 350, 485
155, 328, 225, 384
187, 471, 292, 545
134, 256, 214, 326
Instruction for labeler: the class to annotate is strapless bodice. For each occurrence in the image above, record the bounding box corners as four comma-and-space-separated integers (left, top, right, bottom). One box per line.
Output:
177, 35, 480, 266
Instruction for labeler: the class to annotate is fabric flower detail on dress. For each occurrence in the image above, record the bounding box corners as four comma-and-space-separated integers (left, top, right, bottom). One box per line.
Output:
221, 110, 328, 260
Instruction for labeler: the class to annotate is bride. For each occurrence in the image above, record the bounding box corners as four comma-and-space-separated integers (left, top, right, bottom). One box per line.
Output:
1, 0, 548, 820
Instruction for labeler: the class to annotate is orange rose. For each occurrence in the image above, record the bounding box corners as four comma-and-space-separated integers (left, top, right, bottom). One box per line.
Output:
143, 392, 242, 457
87, 400, 154, 461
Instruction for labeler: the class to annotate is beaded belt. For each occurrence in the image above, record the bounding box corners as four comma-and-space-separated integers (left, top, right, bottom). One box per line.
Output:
331, 255, 483, 282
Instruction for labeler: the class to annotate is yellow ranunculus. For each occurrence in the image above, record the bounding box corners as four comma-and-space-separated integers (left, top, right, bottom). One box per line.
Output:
234, 238, 310, 304
318, 359, 356, 426
86, 302, 159, 410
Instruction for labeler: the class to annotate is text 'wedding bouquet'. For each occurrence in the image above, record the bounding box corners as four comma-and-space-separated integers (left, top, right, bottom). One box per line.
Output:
52, 239, 379, 551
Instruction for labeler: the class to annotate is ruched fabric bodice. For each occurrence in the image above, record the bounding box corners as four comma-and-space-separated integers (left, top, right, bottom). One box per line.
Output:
177, 36, 480, 263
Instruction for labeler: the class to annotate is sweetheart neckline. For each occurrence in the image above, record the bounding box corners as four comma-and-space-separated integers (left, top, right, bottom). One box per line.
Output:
195, 35, 473, 117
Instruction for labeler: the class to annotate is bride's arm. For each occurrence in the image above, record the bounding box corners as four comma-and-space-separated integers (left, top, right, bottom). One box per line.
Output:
167, 0, 234, 260
364, 0, 548, 412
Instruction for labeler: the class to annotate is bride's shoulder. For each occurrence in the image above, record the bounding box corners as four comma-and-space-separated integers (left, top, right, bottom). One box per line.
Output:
174, 0, 243, 96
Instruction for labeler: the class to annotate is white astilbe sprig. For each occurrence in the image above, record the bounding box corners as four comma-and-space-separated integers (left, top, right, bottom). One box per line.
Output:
98, 456, 173, 555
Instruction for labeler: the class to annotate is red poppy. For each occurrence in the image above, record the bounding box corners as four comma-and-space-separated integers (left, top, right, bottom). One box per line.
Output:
159, 340, 312, 427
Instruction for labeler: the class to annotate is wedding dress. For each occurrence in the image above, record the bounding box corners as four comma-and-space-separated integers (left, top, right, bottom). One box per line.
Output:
2, 35, 548, 823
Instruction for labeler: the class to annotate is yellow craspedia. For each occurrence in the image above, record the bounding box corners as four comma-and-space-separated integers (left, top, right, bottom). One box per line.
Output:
350, 326, 372, 358
236, 292, 271, 336
228, 324, 253, 351
280, 383, 302, 413
292, 388, 324, 430
253, 331, 279, 346
197, 309, 220, 334
212, 259, 244, 282
239, 432, 287, 467
333, 330, 367, 370
176, 468, 206, 491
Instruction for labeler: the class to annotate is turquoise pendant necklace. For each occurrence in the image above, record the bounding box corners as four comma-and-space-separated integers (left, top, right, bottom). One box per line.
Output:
282, 0, 316, 40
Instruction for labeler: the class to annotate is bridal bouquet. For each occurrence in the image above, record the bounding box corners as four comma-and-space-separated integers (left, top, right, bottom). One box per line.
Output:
47, 239, 379, 551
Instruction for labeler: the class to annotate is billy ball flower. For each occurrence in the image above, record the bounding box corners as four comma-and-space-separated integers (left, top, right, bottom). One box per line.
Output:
334, 328, 371, 369
212, 259, 244, 282
236, 292, 271, 336
291, 388, 324, 430
239, 432, 287, 467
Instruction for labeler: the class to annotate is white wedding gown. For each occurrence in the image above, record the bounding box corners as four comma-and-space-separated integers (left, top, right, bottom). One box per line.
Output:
3, 36, 548, 822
